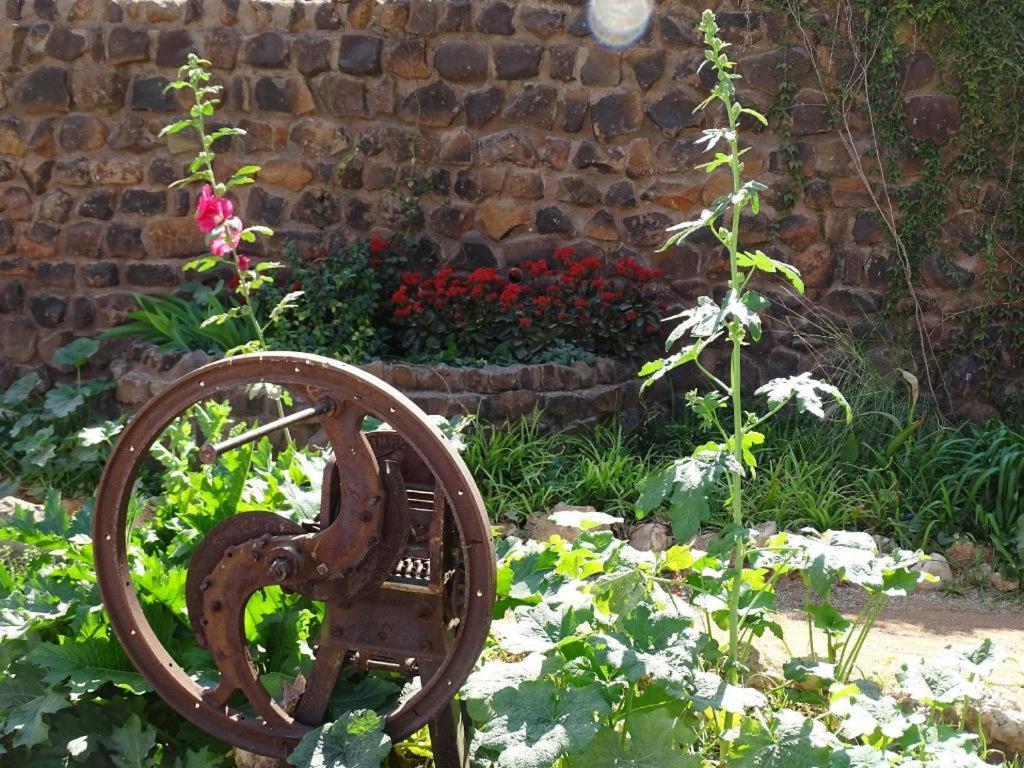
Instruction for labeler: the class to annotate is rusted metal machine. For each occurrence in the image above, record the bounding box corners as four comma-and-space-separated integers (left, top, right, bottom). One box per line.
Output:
93, 353, 496, 765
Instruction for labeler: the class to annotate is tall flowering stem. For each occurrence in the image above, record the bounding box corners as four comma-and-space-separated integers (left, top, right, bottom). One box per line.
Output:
160, 54, 302, 358
637, 10, 851, 748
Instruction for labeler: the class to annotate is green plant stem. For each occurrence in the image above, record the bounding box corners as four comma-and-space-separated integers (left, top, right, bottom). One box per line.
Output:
723, 103, 748, 751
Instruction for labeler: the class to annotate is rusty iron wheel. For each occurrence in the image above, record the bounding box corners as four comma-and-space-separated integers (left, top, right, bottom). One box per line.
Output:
93, 353, 496, 758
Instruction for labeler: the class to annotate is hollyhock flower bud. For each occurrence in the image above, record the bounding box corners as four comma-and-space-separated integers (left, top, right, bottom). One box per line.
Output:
195, 184, 234, 233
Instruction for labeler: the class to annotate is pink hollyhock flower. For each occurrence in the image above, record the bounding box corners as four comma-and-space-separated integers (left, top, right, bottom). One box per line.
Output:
209, 217, 242, 257
195, 185, 234, 233
236, 255, 251, 271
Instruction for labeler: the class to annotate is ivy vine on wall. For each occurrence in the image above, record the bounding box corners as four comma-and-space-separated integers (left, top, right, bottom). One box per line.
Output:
766, 0, 1024, 418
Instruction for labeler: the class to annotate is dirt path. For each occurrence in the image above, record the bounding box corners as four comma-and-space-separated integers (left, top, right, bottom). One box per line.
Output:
753, 579, 1024, 693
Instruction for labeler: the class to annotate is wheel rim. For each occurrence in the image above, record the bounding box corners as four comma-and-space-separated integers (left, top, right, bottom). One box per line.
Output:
93, 353, 496, 757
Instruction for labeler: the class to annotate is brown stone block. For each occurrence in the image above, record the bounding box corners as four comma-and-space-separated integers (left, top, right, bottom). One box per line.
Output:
479, 198, 529, 240
643, 181, 702, 212
143, 218, 206, 259
74, 68, 129, 113
259, 159, 314, 191
0, 316, 38, 363
831, 177, 873, 208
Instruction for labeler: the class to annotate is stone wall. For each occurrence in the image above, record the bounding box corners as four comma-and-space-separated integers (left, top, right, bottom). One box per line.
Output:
111, 342, 652, 428
0, 0, 986, 395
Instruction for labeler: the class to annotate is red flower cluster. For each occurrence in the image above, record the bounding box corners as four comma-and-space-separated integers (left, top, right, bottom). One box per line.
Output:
391, 246, 664, 361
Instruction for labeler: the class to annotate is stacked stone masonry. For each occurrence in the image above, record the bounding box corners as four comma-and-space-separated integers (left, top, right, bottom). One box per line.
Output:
0, 0, 986, 394
110, 342, 650, 428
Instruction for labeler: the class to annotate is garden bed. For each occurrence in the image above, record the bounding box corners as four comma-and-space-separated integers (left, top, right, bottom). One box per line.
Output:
110, 342, 661, 429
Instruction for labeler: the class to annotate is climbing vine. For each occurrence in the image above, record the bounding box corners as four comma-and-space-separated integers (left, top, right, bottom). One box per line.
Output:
766, 0, 1024, 417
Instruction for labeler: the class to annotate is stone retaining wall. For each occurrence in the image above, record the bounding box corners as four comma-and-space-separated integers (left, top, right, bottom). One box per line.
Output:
0, 0, 1010, 410
111, 343, 656, 427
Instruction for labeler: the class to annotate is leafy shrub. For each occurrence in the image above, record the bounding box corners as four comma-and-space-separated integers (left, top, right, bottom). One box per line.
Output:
99, 284, 255, 355
262, 236, 413, 362
0, 338, 121, 497
463, 514, 1006, 768
390, 247, 663, 363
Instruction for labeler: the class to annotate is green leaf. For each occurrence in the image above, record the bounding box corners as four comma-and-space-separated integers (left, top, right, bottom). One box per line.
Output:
783, 657, 836, 686
287, 709, 392, 768
829, 683, 918, 740
43, 384, 85, 419
737, 250, 804, 294
491, 602, 579, 655
53, 337, 100, 368
729, 709, 834, 768
805, 603, 851, 636
158, 119, 194, 137
173, 749, 226, 768
1, 373, 41, 409
690, 671, 767, 714
472, 680, 609, 768
755, 373, 852, 423
591, 569, 646, 618
106, 714, 157, 768
463, 654, 545, 721
29, 637, 150, 695
0, 673, 70, 748
269, 290, 304, 323
896, 658, 978, 705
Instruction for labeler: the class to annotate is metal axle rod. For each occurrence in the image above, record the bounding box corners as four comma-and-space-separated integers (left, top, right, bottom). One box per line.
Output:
198, 396, 336, 464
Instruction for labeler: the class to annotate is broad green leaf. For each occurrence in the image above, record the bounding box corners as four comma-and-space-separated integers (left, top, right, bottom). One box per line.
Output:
287, 709, 392, 768
29, 637, 150, 695
43, 384, 85, 419
591, 569, 646, 618
690, 672, 767, 714
0, 673, 69, 748
755, 373, 852, 423
737, 249, 804, 293
829, 684, 918, 740
173, 748, 225, 768
462, 654, 545, 721
53, 337, 100, 368
805, 603, 851, 636
491, 602, 579, 655
472, 680, 609, 768
782, 657, 836, 686
729, 709, 834, 768
107, 714, 157, 768
896, 658, 978, 705
1, 373, 41, 409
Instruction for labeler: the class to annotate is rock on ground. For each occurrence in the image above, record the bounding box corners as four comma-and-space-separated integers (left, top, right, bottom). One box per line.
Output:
914, 553, 953, 591
527, 503, 608, 542
628, 521, 672, 552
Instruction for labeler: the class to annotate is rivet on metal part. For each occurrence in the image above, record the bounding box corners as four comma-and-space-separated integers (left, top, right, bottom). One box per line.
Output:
316, 562, 329, 576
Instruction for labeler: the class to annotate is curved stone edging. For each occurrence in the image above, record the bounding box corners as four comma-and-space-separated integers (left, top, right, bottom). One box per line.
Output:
110, 343, 658, 428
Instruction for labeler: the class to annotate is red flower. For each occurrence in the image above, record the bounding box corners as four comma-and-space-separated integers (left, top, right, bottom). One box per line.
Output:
574, 298, 588, 309
370, 235, 390, 254
194, 184, 234, 234
625, 310, 638, 322
236, 255, 251, 272
554, 246, 576, 262
519, 317, 533, 328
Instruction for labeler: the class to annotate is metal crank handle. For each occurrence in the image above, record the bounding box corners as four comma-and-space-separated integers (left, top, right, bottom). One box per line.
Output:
198, 396, 336, 465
